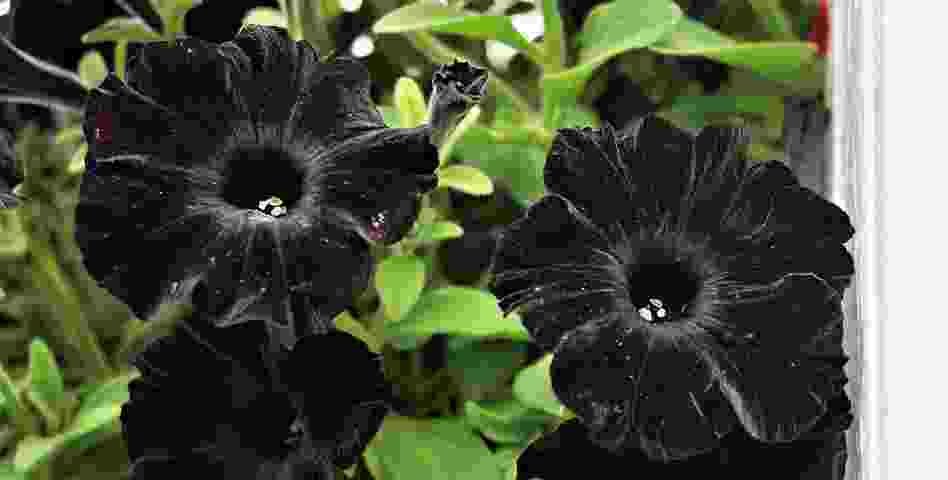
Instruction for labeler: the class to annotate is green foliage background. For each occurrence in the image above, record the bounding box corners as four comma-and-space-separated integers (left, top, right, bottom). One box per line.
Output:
0, 1, 829, 478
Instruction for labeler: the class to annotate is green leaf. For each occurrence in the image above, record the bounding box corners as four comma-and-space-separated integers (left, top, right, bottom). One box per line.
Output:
153, 0, 203, 38
26, 338, 65, 431
81, 17, 163, 44
438, 104, 481, 167
663, 95, 783, 129
513, 353, 570, 418
364, 415, 503, 480
242, 6, 288, 28
376, 255, 427, 323
394, 76, 428, 128
447, 340, 527, 390
77, 51, 108, 90
494, 447, 523, 480
437, 165, 494, 196
650, 18, 819, 85
333, 311, 382, 354
412, 221, 464, 244
576, 0, 683, 74
453, 129, 545, 206
542, 0, 683, 114
13, 435, 65, 473
0, 363, 20, 420
386, 287, 529, 344
464, 399, 555, 445
378, 105, 401, 128
0, 463, 26, 480
373, 1, 536, 57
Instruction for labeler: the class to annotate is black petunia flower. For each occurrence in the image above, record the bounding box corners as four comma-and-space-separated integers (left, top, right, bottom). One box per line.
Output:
75, 26, 486, 346
0, 128, 19, 208
490, 117, 854, 460
517, 392, 851, 480
121, 313, 391, 479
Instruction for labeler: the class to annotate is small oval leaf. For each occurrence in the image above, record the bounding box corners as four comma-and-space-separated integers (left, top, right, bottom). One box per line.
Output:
513, 353, 571, 418
438, 165, 494, 196
81, 17, 163, 44
412, 221, 464, 243
394, 76, 428, 128
77, 51, 108, 90
27, 338, 65, 418
242, 6, 288, 28
376, 255, 427, 323
386, 287, 528, 342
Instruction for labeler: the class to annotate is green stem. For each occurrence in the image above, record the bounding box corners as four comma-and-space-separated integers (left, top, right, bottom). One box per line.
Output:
30, 241, 111, 382
407, 32, 539, 120
113, 41, 127, 81
540, 0, 566, 71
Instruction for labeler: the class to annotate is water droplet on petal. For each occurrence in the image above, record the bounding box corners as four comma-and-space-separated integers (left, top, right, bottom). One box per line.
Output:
367, 211, 388, 242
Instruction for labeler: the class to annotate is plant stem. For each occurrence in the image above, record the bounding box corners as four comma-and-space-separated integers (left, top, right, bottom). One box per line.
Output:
30, 241, 111, 382
540, 0, 566, 71
113, 41, 127, 81
406, 32, 539, 120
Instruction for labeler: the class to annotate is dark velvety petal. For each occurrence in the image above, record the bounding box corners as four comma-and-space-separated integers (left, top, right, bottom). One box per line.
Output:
313, 126, 439, 245
706, 272, 844, 353
285, 331, 390, 467
82, 75, 178, 166
287, 56, 385, 148
679, 126, 750, 234
544, 125, 637, 241
716, 341, 846, 443
122, 316, 297, 472
75, 155, 218, 319
717, 238, 855, 294
196, 211, 373, 344
126, 37, 241, 123
490, 195, 627, 350
550, 314, 737, 461
618, 116, 696, 229
719, 160, 797, 236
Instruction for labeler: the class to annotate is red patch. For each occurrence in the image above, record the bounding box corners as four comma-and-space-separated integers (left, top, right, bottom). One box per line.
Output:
809, 0, 830, 57
94, 111, 113, 144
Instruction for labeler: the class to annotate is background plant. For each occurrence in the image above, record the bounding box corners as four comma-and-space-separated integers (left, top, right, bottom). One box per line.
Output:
0, 1, 832, 478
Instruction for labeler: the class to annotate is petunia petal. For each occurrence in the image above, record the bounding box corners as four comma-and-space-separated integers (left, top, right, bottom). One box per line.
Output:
313, 126, 439, 245
544, 125, 637, 241
550, 314, 737, 461
618, 116, 696, 229
81, 75, 177, 166
490, 194, 627, 350
285, 331, 390, 468
679, 126, 750, 234
706, 272, 844, 353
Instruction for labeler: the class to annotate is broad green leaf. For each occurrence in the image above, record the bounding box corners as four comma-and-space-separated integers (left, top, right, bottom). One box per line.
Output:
58, 372, 136, 458
394, 76, 428, 128
663, 95, 783, 129
463, 399, 555, 445
242, 6, 288, 28
412, 221, 464, 243
541, 0, 683, 115
374, 1, 536, 55
0, 363, 19, 419
77, 51, 107, 90
576, 0, 683, 75
75, 371, 137, 415
54, 125, 83, 146
650, 18, 819, 85
447, 340, 527, 390
453, 129, 545, 206
494, 447, 523, 480
376, 255, 427, 323
0, 463, 26, 480
81, 17, 163, 44
333, 311, 382, 354
438, 165, 494, 196
364, 415, 503, 480
386, 287, 529, 343
26, 338, 65, 431
513, 354, 570, 418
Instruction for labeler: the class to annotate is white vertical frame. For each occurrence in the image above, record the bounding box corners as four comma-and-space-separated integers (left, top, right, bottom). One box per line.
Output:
832, 1, 883, 479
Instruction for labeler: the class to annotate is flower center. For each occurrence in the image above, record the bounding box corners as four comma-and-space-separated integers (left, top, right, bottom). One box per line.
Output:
625, 249, 703, 324
220, 147, 304, 216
